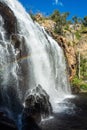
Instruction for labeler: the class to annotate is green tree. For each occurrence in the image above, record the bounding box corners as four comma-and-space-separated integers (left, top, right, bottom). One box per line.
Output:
72, 16, 78, 24
50, 10, 60, 22
83, 16, 87, 26
50, 10, 69, 35
61, 12, 70, 25
78, 17, 83, 24
80, 57, 87, 79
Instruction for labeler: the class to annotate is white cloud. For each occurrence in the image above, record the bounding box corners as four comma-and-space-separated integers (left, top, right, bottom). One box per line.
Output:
55, 0, 58, 5
54, 0, 63, 6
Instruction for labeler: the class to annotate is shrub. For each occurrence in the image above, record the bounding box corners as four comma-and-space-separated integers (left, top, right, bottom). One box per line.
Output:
71, 76, 82, 87
75, 31, 81, 40
80, 83, 87, 90
64, 25, 69, 31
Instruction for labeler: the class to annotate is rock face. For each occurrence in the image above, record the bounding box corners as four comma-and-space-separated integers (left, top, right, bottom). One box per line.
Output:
35, 13, 56, 33
0, 2, 17, 38
10, 34, 29, 97
23, 84, 52, 122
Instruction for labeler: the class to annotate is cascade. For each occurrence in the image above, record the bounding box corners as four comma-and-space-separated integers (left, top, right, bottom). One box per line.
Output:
0, 14, 21, 118
0, 0, 71, 119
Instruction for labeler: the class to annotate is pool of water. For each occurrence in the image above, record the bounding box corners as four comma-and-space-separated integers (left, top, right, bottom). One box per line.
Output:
40, 93, 87, 130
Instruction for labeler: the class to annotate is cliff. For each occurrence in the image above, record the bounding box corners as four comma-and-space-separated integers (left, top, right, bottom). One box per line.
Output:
35, 14, 77, 80
35, 13, 87, 84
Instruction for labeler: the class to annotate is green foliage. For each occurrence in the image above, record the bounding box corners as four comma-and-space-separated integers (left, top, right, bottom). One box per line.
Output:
72, 16, 82, 24
67, 20, 72, 24
50, 10, 69, 35
82, 16, 87, 26
80, 57, 87, 80
72, 56, 87, 91
71, 76, 82, 87
75, 31, 81, 40
50, 10, 60, 22
72, 16, 78, 24
71, 76, 87, 90
61, 12, 70, 25
64, 25, 69, 31
80, 83, 87, 90
54, 25, 63, 34
81, 25, 87, 33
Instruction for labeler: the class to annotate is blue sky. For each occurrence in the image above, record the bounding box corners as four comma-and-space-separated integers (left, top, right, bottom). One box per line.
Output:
19, 0, 87, 19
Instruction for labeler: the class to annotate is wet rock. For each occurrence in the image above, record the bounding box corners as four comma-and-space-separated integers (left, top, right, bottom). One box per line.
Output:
23, 84, 52, 122
10, 34, 29, 97
71, 86, 80, 94
0, 1, 29, 103
0, 2, 17, 38
11, 34, 29, 58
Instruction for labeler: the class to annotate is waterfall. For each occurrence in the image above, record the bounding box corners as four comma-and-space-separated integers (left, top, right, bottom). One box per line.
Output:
0, 14, 22, 119
0, 0, 71, 116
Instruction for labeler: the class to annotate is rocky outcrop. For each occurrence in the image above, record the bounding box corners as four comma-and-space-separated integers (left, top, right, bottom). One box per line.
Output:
23, 84, 52, 122
35, 13, 56, 33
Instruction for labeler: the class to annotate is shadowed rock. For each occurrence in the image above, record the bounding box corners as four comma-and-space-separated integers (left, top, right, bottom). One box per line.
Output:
0, 111, 18, 130
0, 2, 17, 38
23, 84, 52, 123
22, 115, 42, 130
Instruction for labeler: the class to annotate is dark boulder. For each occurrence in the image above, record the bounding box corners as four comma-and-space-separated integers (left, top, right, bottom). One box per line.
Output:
23, 84, 52, 123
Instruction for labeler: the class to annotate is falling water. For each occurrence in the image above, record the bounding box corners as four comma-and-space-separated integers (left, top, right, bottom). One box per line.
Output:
0, 0, 71, 114
0, 14, 21, 117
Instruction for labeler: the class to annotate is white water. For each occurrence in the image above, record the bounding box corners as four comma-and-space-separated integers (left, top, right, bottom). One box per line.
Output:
0, 14, 19, 113
0, 0, 71, 112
